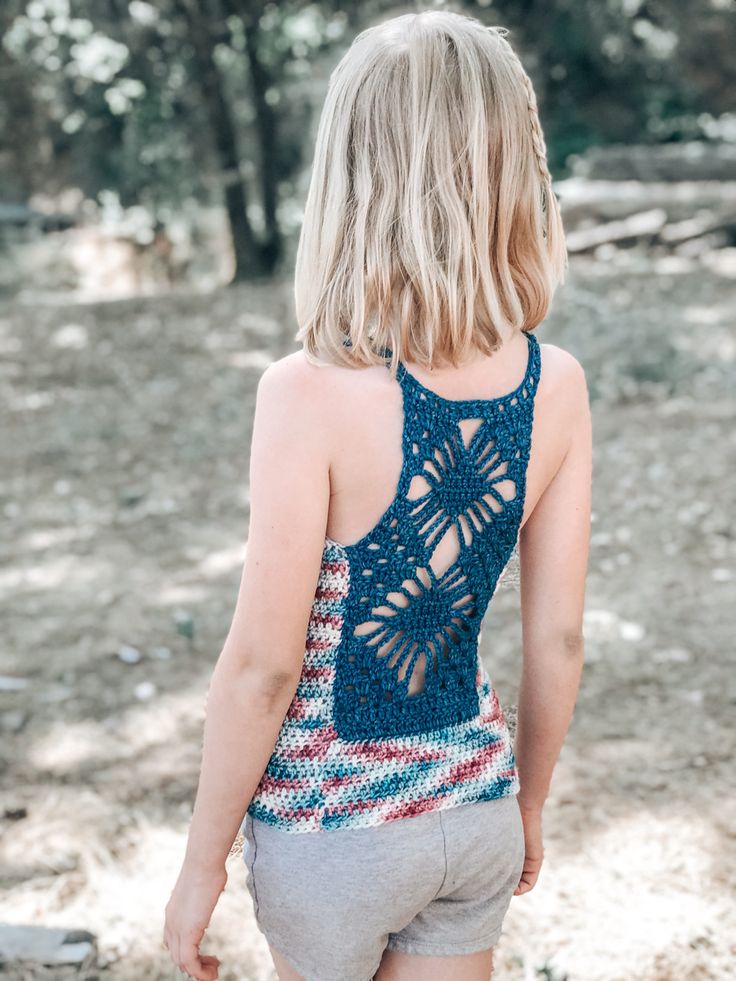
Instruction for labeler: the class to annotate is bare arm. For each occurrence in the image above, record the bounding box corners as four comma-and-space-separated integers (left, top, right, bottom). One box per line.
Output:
164, 352, 334, 976
514, 354, 592, 814
180, 354, 333, 876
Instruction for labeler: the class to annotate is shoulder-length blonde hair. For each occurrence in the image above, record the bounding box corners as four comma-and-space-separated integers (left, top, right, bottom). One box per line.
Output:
294, 8, 568, 371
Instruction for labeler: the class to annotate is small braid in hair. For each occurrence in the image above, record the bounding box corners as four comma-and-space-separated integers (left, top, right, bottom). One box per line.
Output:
519, 68, 552, 238
487, 26, 553, 238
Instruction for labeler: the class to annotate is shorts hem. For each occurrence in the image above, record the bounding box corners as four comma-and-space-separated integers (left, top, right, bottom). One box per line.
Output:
385, 929, 502, 956
253, 925, 381, 981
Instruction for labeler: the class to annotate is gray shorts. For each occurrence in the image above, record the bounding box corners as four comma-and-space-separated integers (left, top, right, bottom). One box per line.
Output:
241, 793, 525, 981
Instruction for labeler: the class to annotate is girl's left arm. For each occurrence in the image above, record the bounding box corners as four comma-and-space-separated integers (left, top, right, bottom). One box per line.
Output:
164, 353, 333, 979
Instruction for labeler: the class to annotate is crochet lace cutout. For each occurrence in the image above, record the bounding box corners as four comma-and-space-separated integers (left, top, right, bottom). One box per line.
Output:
332, 331, 541, 741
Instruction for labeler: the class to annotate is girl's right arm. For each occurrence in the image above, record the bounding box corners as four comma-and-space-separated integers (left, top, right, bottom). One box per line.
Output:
513, 351, 592, 895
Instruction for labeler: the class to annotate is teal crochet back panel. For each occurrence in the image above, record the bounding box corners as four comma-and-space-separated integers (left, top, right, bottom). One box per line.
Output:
332, 330, 540, 741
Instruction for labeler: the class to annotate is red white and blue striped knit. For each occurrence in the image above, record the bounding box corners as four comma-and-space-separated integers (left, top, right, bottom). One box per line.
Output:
245, 539, 521, 833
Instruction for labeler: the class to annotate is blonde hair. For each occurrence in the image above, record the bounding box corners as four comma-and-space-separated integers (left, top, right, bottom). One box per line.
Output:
294, 8, 568, 371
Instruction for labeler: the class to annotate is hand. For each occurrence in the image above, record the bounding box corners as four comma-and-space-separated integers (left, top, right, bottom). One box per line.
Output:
513, 803, 544, 896
163, 863, 227, 980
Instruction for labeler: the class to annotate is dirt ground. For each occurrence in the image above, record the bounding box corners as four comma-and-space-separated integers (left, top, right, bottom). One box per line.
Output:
1, 246, 734, 980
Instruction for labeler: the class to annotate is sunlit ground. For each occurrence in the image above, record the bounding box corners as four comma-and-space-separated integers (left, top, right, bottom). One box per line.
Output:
1, 245, 734, 979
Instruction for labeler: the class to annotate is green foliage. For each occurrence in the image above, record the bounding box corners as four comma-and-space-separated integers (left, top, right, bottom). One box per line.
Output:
0, 0, 733, 278
485, 0, 736, 173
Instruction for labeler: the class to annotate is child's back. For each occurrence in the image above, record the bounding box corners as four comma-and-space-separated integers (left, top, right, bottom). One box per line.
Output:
164, 11, 590, 981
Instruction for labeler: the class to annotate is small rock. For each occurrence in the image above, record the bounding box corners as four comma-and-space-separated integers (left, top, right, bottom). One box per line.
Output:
0, 676, 30, 692
683, 689, 704, 705
52, 323, 88, 349
134, 681, 157, 700
0, 923, 96, 966
619, 620, 645, 641
3, 806, 28, 821
120, 487, 147, 507
173, 609, 195, 640
117, 644, 142, 664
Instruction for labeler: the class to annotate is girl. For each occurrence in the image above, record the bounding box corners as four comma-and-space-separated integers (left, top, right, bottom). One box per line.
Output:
164, 9, 591, 981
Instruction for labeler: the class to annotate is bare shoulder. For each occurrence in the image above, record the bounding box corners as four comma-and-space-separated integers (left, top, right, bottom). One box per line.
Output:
258, 348, 326, 395
538, 341, 590, 408
249, 350, 343, 469
253, 350, 387, 474
255, 349, 338, 419
258, 348, 389, 415
538, 341, 588, 386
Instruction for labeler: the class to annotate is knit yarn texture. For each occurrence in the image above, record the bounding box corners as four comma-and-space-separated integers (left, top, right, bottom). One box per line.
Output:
247, 330, 541, 832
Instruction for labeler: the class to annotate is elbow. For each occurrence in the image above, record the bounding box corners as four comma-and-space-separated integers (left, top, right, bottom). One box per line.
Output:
236, 663, 301, 705
248, 669, 301, 716
214, 653, 301, 712
254, 668, 301, 701
561, 630, 585, 658
522, 627, 585, 662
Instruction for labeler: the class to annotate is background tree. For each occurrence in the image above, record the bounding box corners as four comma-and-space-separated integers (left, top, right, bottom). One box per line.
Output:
1, 0, 734, 284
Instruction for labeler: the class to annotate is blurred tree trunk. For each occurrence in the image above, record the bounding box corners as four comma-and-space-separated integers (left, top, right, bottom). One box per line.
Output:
0, 4, 50, 198
173, 0, 264, 281
228, 0, 283, 275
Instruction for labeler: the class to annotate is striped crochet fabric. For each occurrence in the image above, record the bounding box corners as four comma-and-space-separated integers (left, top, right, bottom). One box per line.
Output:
246, 540, 520, 832
245, 331, 539, 833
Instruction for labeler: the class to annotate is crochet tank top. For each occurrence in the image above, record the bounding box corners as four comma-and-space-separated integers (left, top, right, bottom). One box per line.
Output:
246, 330, 541, 833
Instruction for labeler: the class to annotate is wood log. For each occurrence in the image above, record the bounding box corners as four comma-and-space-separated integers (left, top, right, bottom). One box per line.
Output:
564, 209, 668, 252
